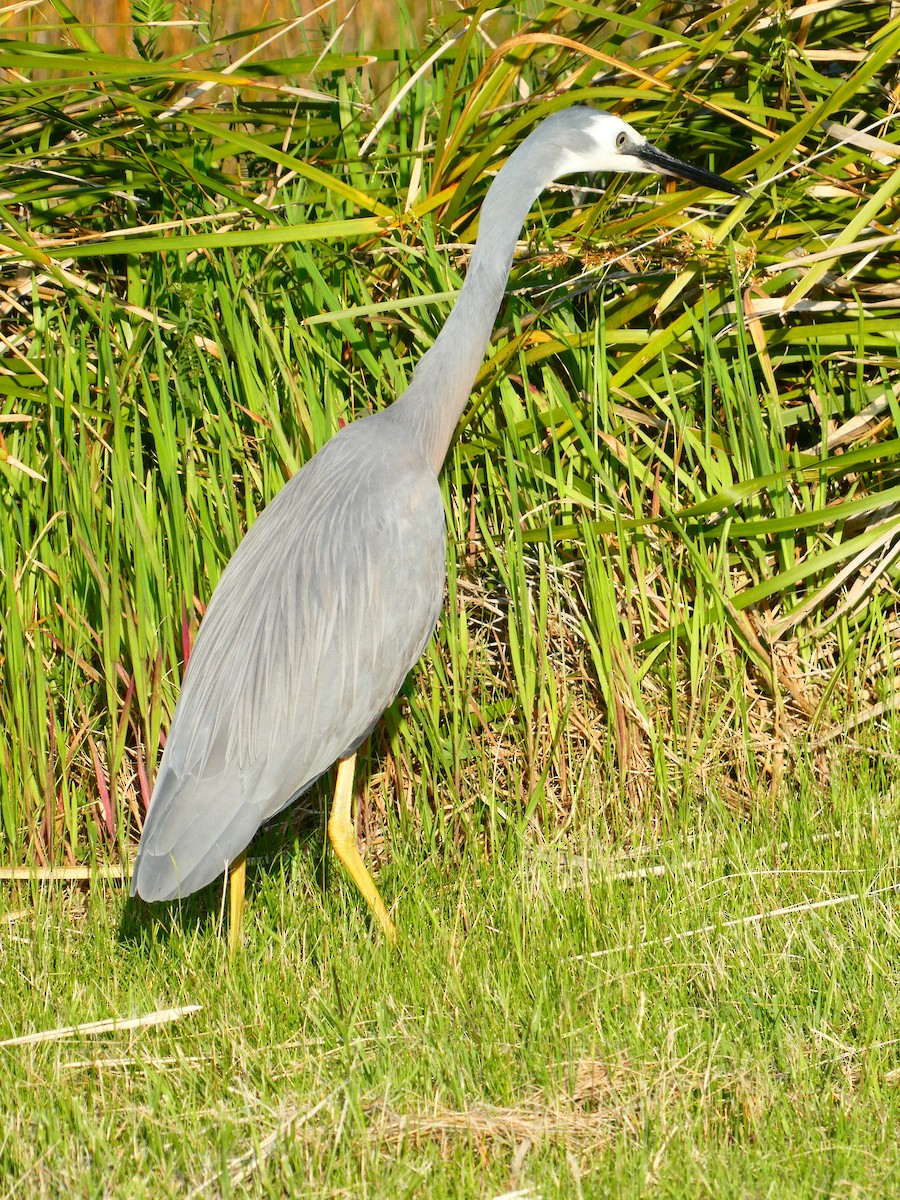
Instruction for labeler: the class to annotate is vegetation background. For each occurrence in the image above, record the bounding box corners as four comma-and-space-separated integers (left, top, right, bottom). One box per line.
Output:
2, 1, 900, 1195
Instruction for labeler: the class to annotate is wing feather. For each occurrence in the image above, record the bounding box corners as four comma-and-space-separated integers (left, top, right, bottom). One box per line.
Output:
131, 416, 445, 901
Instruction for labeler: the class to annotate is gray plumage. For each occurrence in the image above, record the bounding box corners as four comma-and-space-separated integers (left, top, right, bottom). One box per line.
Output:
131, 106, 743, 903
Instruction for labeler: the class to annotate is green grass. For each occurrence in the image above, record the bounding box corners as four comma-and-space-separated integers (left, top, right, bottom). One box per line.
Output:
3, 762, 899, 1197
2, 1, 900, 1192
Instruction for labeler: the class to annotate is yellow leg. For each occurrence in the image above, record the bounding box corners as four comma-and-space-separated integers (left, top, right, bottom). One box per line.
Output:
228, 849, 247, 958
328, 754, 396, 942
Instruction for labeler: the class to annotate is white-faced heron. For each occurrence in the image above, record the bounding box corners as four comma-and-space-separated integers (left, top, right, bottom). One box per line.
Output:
130, 107, 744, 949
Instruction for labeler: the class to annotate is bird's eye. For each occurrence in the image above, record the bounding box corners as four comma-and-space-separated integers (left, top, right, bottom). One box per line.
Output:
615, 131, 628, 149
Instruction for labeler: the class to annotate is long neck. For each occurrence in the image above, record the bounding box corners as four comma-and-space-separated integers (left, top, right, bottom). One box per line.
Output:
391, 145, 559, 473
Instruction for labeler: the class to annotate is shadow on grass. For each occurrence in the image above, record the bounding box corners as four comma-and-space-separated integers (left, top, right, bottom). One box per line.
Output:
118, 791, 329, 949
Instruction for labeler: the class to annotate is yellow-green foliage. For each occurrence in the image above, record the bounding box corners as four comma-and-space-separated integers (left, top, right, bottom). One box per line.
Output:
1, 2, 899, 866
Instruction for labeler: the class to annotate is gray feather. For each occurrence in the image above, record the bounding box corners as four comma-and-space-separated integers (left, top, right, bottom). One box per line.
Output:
131, 413, 444, 900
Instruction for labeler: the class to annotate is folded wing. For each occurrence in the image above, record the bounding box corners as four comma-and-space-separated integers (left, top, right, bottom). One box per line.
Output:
131, 417, 445, 901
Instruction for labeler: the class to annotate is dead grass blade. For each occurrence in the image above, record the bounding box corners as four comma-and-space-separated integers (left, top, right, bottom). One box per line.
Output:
0, 1004, 202, 1047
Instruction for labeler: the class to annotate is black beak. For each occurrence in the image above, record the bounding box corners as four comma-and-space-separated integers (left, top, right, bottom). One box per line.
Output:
633, 142, 746, 197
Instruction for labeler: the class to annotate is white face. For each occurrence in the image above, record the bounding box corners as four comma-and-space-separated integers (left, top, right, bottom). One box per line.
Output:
530, 106, 743, 195
581, 113, 656, 175
566, 109, 742, 195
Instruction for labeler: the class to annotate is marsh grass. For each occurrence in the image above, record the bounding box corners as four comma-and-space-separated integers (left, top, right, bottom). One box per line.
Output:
3, 0, 899, 867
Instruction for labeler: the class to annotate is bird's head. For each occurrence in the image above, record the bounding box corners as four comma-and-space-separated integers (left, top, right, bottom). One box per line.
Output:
537, 107, 746, 197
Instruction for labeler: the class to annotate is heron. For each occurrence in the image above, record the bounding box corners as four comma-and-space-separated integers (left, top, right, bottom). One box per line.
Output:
130, 106, 744, 950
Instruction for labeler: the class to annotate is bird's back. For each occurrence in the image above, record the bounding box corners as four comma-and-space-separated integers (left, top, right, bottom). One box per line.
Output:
131, 413, 446, 901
